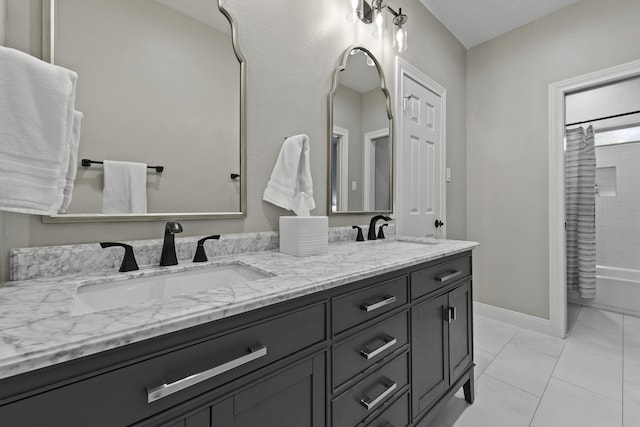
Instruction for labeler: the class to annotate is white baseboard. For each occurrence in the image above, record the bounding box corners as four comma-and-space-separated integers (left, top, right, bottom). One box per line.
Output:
474, 302, 551, 335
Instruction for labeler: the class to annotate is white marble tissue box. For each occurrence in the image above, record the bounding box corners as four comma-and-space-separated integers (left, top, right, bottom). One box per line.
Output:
279, 216, 328, 256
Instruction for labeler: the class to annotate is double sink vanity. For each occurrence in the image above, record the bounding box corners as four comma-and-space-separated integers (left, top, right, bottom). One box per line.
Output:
0, 231, 477, 427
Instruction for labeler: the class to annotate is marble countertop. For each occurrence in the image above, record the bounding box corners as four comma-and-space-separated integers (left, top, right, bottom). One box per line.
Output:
0, 237, 477, 380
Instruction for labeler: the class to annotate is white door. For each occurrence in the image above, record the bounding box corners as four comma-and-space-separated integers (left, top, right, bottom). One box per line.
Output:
396, 62, 445, 238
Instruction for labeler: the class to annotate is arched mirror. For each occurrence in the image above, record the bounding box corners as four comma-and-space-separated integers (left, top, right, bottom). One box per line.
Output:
42, 0, 246, 222
328, 46, 393, 215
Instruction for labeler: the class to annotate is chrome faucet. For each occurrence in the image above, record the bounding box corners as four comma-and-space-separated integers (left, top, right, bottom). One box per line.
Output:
368, 215, 392, 240
160, 221, 183, 266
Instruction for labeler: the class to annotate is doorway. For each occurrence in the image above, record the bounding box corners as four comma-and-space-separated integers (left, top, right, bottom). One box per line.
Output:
548, 59, 640, 338
363, 129, 390, 211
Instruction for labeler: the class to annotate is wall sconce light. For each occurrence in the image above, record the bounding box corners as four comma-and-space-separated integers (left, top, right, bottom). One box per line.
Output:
350, 48, 377, 66
347, 0, 408, 52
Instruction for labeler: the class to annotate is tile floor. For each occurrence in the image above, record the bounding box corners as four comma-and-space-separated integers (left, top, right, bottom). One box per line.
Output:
428, 304, 639, 427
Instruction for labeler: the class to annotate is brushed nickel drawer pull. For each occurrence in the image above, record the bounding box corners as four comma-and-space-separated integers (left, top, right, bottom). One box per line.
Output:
360, 336, 398, 360
146, 344, 267, 403
435, 270, 462, 282
361, 295, 397, 312
360, 380, 397, 410
447, 306, 458, 323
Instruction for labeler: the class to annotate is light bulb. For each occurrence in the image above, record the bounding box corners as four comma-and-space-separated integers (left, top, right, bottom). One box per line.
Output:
372, 7, 385, 39
394, 24, 407, 52
347, 0, 360, 23
366, 55, 375, 67
393, 12, 408, 53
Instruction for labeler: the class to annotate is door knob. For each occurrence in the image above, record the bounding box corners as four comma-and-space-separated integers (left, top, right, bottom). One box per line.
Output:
435, 219, 444, 228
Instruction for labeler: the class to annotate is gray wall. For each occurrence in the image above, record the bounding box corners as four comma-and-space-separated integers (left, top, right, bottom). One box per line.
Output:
467, 0, 640, 319
1, 0, 467, 284
0, 0, 6, 46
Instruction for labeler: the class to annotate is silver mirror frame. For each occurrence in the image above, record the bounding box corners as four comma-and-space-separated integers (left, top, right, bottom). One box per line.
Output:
327, 45, 394, 216
41, 0, 247, 223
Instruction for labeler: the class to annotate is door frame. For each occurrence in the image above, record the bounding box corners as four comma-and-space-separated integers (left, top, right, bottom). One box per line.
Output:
363, 127, 390, 211
548, 59, 640, 338
332, 126, 350, 211
395, 57, 447, 237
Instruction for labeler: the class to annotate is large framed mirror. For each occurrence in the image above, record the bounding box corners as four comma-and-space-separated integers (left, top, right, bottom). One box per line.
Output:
328, 46, 393, 215
41, 0, 246, 222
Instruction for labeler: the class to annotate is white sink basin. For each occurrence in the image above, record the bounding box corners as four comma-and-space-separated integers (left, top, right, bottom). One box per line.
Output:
70, 263, 270, 316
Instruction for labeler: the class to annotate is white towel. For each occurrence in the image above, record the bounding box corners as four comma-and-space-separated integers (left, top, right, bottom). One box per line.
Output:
58, 111, 84, 213
0, 46, 80, 215
102, 161, 148, 214
263, 134, 316, 216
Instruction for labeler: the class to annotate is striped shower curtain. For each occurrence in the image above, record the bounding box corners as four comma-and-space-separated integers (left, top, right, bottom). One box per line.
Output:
565, 126, 596, 299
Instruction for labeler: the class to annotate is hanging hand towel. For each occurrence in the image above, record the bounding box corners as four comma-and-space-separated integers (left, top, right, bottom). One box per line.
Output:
0, 46, 80, 215
263, 134, 316, 216
102, 161, 148, 214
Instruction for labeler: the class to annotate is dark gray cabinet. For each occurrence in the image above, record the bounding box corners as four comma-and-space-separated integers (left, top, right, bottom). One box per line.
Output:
162, 353, 326, 427
363, 391, 410, 427
0, 303, 328, 427
448, 281, 473, 383
0, 250, 474, 427
412, 293, 449, 416
411, 261, 474, 427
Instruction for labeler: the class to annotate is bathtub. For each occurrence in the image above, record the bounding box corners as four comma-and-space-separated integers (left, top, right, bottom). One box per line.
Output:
569, 265, 640, 316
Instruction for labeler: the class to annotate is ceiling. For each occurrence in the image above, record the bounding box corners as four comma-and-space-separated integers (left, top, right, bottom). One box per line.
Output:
419, 0, 581, 49
154, 0, 231, 35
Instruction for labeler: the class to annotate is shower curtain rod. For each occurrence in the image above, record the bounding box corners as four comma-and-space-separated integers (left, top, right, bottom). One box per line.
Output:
565, 109, 640, 127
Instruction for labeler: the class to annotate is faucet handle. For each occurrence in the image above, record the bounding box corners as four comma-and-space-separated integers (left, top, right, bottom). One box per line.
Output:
377, 223, 389, 239
193, 235, 221, 262
352, 226, 365, 241
100, 242, 139, 272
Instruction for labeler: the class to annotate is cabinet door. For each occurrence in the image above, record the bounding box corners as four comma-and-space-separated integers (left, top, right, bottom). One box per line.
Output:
165, 408, 210, 427
209, 353, 325, 427
447, 281, 473, 383
411, 294, 448, 417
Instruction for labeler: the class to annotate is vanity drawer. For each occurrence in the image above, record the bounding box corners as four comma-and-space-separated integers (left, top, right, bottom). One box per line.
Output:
333, 276, 408, 334
363, 390, 410, 427
411, 255, 471, 300
0, 304, 326, 427
333, 311, 408, 389
333, 351, 409, 427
